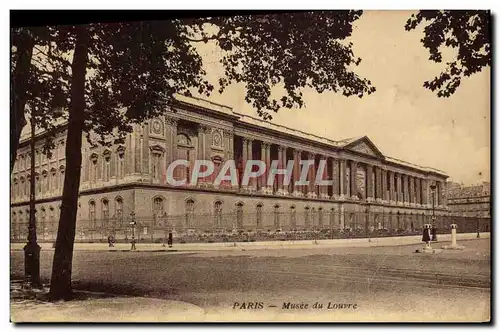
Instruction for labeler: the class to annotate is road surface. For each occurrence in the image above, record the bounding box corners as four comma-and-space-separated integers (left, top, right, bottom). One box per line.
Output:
10, 238, 490, 322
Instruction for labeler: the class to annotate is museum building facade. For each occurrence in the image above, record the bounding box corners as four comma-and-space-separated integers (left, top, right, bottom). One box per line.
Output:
10, 95, 449, 241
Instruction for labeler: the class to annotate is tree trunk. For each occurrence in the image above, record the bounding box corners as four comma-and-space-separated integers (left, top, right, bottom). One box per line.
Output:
48, 26, 89, 301
11, 29, 34, 174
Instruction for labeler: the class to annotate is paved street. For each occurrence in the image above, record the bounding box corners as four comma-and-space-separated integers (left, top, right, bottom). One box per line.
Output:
10, 238, 490, 322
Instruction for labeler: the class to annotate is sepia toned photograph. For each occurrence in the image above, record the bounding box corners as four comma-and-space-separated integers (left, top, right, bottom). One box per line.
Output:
9, 9, 491, 323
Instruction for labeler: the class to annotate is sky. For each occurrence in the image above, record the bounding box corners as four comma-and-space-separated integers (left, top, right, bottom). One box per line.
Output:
193, 10, 490, 186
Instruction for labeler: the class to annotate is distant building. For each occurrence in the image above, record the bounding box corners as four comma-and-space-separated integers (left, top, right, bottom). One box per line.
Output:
447, 181, 491, 218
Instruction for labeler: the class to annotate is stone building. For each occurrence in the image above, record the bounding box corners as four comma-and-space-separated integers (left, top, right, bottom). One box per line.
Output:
10, 95, 449, 241
447, 181, 491, 218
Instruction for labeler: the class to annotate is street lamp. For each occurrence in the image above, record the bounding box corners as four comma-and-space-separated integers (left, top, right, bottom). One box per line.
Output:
476, 212, 480, 239
129, 212, 136, 251
430, 183, 437, 241
23, 112, 41, 288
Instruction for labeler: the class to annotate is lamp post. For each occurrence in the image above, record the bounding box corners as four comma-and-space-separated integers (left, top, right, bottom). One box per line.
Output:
23, 112, 41, 288
130, 212, 136, 251
476, 212, 480, 238
430, 183, 437, 241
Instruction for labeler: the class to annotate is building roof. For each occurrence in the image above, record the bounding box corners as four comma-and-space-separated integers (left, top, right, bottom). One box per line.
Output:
18, 94, 447, 177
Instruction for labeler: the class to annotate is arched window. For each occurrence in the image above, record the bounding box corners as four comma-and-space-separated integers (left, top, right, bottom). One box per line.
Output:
42, 170, 48, 193
115, 197, 124, 226
273, 204, 281, 229
90, 154, 98, 183
318, 207, 324, 228
11, 212, 17, 239
49, 206, 55, 235
176, 133, 192, 183
185, 199, 195, 228
330, 207, 336, 227
103, 150, 111, 182
256, 203, 263, 229
20, 177, 25, 197
304, 206, 311, 229
311, 207, 317, 229
117, 146, 125, 179
58, 140, 65, 159
40, 207, 46, 238
13, 178, 18, 199
236, 202, 244, 229
214, 200, 223, 227
150, 146, 164, 181
153, 197, 164, 217
290, 205, 296, 230
26, 175, 31, 196
59, 166, 65, 191
50, 168, 57, 192
35, 173, 41, 194
89, 201, 96, 228
102, 199, 109, 227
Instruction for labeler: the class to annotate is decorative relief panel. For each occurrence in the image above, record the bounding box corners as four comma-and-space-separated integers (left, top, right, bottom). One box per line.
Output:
211, 128, 224, 150
349, 141, 378, 157
177, 133, 192, 148
150, 118, 164, 137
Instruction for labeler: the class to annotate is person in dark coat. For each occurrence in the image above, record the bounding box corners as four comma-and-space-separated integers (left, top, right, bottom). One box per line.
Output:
422, 224, 431, 243
108, 235, 115, 247
167, 232, 173, 247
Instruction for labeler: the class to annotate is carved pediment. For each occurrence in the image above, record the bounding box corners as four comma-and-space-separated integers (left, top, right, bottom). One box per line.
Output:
350, 141, 378, 157
343, 136, 384, 159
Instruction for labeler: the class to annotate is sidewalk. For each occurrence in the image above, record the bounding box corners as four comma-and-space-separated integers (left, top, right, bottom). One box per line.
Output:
10, 232, 489, 252
10, 281, 205, 323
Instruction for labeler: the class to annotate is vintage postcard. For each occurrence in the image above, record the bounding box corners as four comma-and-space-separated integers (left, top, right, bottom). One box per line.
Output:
10, 10, 491, 323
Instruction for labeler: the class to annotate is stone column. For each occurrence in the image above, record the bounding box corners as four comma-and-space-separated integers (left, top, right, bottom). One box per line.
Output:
415, 177, 421, 205
319, 155, 329, 199
277, 146, 288, 195
366, 164, 373, 202
350, 160, 358, 200
165, 117, 178, 167
375, 166, 382, 202
276, 145, 284, 194
241, 138, 248, 191
421, 179, 428, 205
125, 133, 132, 176
265, 142, 271, 193
142, 122, 150, 176
382, 169, 388, 201
293, 149, 302, 197
340, 159, 347, 199
409, 176, 415, 205
405, 175, 410, 204
83, 148, 89, 182
436, 181, 442, 206
307, 152, 316, 198
260, 142, 268, 194
248, 139, 256, 192
332, 158, 340, 198
134, 124, 142, 174
396, 173, 402, 203
110, 151, 116, 178
197, 124, 206, 186
388, 171, 395, 203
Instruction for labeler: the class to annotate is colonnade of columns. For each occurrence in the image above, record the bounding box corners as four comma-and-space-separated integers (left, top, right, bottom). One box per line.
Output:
238, 136, 445, 207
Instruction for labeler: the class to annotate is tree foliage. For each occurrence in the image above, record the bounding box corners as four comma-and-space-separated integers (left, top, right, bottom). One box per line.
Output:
187, 11, 375, 119
11, 26, 69, 172
405, 10, 491, 97
11, 12, 375, 300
